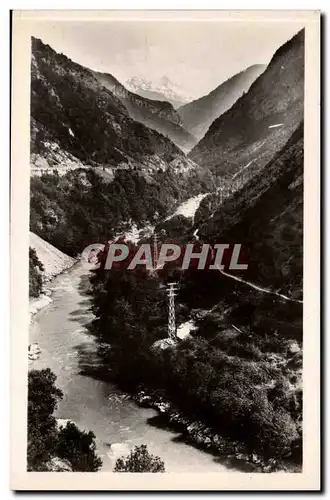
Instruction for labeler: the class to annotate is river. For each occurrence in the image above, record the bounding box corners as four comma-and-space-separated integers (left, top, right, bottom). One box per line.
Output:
29, 262, 236, 473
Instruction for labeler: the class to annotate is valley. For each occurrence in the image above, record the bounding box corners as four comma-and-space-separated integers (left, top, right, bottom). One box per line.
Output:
28, 28, 304, 473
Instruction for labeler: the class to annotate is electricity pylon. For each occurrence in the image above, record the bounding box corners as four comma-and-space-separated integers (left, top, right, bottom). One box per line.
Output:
153, 232, 159, 269
218, 187, 224, 205
166, 282, 178, 339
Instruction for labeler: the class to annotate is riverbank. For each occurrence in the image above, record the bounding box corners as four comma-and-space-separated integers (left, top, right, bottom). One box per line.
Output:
29, 266, 74, 324
132, 389, 300, 473
29, 264, 240, 472
132, 390, 265, 472
29, 232, 77, 323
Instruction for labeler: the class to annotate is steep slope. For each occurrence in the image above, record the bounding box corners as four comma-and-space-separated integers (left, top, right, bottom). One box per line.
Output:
30, 38, 213, 257
30, 231, 75, 280
189, 30, 304, 180
30, 37, 194, 174
126, 76, 191, 108
92, 71, 196, 152
198, 122, 303, 298
178, 64, 265, 141
29, 231, 75, 315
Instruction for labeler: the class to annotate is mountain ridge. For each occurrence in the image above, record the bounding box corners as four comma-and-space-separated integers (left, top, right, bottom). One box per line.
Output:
126, 75, 191, 108
189, 29, 304, 181
196, 121, 303, 298
30, 37, 198, 175
178, 64, 265, 141
92, 71, 197, 152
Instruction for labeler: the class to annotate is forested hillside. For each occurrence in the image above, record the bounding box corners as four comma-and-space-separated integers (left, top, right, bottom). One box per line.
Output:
31, 37, 195, 173
30, 37, 213, 256
178, 64, 265, 140
93, 71, 196, 152
189, 30, 304, 180
195, 122, 303, 298
30, 167, 211, 256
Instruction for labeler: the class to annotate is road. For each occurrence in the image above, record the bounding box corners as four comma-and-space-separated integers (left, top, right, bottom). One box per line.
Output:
218, 268, 303, 304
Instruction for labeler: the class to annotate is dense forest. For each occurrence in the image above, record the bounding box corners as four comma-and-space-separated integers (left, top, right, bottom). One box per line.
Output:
87, 242, 302, 471
28, 29, 305, 474
82, 122, 304, 471
30, 167, 211, 256
31, 37, 183, 167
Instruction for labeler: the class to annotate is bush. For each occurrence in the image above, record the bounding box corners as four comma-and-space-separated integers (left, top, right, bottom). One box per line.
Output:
27, 369, 63, 470
56, 422, 102, 472
90, 257, 302, 467
29, 247, 44, 297
27, 368, 102, 471
114, 445, 165, 472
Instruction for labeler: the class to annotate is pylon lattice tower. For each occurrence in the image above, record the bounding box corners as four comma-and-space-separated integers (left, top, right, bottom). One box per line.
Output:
218, 187, 224, 205
153, 233, 159, 269
166, 282, 178, 340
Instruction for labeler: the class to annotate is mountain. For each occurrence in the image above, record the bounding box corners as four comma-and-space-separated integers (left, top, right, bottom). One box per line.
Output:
197, 122, 303, 298
189, 30, 304, 181
92, 71, 196, 152
30, 37, 213, 256
178, 64, 265, 141
126, 76, 191, 108
30, 38, 197, 174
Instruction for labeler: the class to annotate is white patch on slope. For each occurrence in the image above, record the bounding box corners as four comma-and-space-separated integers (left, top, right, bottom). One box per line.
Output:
115, 223, 155, 245
177, 320, 197, 340
29, 232, 76, 322
166, 193, 209, 221
193, 228, 200, 240
30, 232, 75, 280
232, 160, 254, 180
268, 123, 283, 129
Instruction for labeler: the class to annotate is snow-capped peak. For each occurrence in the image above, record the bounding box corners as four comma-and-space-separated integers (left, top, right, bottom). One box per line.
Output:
126, 75, 192, 108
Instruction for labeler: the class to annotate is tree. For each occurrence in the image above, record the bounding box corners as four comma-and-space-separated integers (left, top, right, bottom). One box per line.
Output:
29, 247, 44, 298
27, 369, 102, 472
27, 369, 63, 470
113, 445, 165, 472
56, 422, 102, 472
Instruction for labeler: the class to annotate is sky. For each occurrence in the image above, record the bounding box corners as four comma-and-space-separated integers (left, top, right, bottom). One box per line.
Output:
30, 18, 304, 99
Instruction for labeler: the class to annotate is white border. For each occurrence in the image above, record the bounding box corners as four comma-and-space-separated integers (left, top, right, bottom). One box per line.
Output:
9, 9, 320, 492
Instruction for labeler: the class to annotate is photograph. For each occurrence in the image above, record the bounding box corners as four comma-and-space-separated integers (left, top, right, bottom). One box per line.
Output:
10, 9, 320, 490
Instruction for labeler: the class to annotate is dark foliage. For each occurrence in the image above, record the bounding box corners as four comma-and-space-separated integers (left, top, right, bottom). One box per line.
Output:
114, 445, 165, 472
56, 422, 102, 472
30, 168, 209, 256
194, 123, 304, 299
27, 368, 102, 471
27, 369, 63, 470
90, 258, 302, 467
31, 37, 181, 167
29, 247, 44, 297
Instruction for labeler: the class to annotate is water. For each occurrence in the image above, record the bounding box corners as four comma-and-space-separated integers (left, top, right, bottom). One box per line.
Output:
29, 263, 235, 472
166, 193, 209, 221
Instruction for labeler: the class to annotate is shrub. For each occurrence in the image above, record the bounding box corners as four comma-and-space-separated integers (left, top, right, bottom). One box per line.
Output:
27, 368, 102, 471
29, 247, 44, 297
114, 445, 165, 472
56, 422, 102, 472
